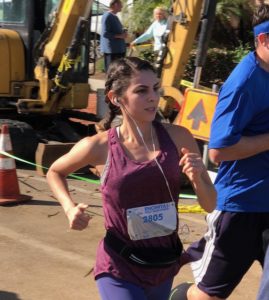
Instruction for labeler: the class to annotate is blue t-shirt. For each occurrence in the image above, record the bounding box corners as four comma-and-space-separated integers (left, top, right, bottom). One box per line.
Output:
100, 11, 126, 54
209, 51, 269, 212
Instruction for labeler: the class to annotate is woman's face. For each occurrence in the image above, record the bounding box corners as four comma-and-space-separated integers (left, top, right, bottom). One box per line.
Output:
154, 9, 165, 21
121, 70, 161, 123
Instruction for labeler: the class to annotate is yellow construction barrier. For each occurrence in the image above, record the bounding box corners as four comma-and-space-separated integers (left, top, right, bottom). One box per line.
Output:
178, 204, 206, 214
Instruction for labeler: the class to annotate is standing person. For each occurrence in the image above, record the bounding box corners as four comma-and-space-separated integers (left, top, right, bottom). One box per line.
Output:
130, 6, 168, 53
170, 4, 269, 300
46, 57, 216, 300
100, 0, 127, 72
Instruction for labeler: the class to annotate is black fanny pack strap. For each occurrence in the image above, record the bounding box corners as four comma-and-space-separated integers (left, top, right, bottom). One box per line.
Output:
104, 230, 182, 268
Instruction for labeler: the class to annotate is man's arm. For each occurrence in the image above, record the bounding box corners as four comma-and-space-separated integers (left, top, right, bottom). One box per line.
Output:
209, 133, 269, 163
132, 23, 154, 45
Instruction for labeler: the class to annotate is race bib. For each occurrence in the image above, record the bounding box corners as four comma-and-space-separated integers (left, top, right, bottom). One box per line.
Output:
127, 202, 177, 241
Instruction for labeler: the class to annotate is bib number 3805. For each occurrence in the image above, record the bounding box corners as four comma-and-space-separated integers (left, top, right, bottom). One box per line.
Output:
143, 213, 163, 223
127, 201, 177, 241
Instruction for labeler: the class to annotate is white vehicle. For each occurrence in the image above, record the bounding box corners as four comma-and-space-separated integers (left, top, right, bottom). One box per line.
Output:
91, 1, 108, 35
89, 1, 109, 61
48, 0, 108, 61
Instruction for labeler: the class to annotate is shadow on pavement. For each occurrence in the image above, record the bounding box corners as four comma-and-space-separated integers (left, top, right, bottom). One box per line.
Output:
1, 199, 61, 207
0, 291, 22, 300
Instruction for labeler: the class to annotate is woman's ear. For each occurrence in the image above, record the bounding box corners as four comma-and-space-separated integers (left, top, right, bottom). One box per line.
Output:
107, 90, 120, 106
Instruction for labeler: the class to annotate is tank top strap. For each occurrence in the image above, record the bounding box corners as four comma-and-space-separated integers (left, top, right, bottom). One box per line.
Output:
107, 126, 126, 156
153, 121, 178, 153
108, 127, 118, 145
101, 127, 126, 186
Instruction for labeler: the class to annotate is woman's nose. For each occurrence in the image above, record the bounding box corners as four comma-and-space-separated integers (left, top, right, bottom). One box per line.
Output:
148, 90, 159, 102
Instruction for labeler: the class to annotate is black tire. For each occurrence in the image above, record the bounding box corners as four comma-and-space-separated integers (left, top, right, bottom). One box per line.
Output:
89, 34, 102, 63
0, 119, 38, 163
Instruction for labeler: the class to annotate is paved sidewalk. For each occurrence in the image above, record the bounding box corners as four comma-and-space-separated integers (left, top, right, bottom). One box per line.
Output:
0, 168, 262, 300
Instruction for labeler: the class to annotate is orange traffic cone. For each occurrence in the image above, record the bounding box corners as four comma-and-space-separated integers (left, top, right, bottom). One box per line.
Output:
0, 124, 32, 205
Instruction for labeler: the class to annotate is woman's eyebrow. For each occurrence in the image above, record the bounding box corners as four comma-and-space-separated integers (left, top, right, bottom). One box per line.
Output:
134, 82, 160, 89
134, 84, 148, 88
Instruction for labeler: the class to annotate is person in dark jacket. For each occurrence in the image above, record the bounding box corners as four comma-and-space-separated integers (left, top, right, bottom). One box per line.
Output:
100, 0, 127, 72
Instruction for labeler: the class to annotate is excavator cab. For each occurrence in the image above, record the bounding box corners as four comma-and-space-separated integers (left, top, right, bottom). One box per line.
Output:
0, 0, 54, 80
0, 0, 92, 113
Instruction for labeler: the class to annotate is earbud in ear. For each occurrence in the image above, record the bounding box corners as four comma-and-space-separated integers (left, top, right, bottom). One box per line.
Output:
113, 98, 120, 106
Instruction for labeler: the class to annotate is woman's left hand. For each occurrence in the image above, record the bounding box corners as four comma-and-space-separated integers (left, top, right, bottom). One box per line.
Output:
179, 147, 205, 182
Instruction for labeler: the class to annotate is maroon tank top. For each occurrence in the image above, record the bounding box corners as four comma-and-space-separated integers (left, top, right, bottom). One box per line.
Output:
94, 121, 182, 287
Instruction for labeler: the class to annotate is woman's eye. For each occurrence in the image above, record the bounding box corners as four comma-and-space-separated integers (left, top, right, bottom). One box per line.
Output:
134, 86, 161, 94
136, 89, 146, 94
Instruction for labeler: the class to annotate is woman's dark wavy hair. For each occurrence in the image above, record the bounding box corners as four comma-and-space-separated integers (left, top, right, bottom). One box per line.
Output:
98, 57, 156, 131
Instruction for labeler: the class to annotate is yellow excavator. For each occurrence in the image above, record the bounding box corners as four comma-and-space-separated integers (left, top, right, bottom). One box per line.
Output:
0, 0, 216, 164
0, 0, 99, 160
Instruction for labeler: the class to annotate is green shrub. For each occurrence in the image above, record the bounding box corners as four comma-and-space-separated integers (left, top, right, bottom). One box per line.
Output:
137, 48, 155, 63
136, 43, 252, 89
231, 42, 252, 63
184, 44, 252, 88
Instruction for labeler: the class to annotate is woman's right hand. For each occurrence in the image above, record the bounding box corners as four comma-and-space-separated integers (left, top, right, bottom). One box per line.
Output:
65, 203, 91, 231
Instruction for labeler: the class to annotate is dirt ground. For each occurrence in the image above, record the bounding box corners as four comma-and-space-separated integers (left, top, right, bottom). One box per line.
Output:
0, 167, 262, 300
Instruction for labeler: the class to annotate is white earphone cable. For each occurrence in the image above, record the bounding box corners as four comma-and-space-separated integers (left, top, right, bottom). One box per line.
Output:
120, 101, 174, 202
139, 125, 174, 202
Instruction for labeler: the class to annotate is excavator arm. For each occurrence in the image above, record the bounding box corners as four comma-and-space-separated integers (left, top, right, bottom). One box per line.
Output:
158, 0, 217, 118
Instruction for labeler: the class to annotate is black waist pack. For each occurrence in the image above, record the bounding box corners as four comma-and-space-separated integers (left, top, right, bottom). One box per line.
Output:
104, 230, 183, 268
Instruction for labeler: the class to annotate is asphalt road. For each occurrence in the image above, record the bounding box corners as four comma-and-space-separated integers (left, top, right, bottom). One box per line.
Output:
0, 167, 262, 300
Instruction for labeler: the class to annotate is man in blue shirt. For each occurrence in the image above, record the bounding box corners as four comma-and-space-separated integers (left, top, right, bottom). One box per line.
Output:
100, 0, 127, 72
170, 4, 269, 300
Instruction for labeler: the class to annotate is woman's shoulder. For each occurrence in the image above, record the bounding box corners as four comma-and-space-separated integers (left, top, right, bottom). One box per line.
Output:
72, 130, 109, 166
160, 122, 195, 149
73, 130, 109, 154
160, 122, 191, 137
88, 130, 109, 147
